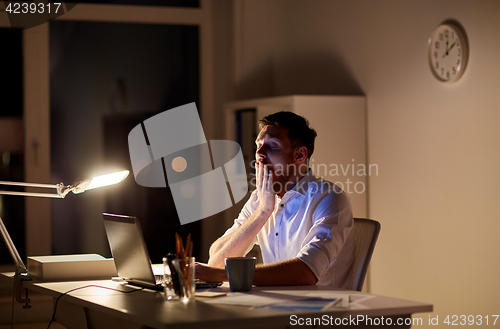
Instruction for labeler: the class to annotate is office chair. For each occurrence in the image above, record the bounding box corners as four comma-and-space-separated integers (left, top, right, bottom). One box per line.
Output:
349, 218, 381, 291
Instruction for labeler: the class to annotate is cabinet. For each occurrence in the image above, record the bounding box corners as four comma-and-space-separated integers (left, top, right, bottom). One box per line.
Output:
225, 95, 367, 218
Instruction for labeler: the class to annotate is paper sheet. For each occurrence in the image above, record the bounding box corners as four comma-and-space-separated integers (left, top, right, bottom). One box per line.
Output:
200, 290, 357, 309
253, 297, 342, 311
201, 291, 309, 306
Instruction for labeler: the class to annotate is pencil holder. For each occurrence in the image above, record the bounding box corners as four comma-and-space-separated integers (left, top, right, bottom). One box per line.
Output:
172, 257, 196, 301
162, 256, 177, 300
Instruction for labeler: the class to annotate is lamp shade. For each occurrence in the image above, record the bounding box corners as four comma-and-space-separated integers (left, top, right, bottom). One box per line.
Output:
80, 170, 130, 192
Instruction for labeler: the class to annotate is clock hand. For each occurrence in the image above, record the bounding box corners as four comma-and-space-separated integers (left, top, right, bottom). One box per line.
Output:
441, 40, 450, 58
442, 41, 456, 58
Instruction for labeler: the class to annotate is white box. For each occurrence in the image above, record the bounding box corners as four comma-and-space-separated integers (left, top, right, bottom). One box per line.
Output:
27, 254, 117, 281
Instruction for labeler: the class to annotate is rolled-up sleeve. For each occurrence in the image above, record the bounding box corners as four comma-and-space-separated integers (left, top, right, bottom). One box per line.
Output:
296, 191, 353, 280
222, 191, 259, 255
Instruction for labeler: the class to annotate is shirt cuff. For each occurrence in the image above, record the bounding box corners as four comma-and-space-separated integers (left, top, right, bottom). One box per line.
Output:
296, 246, 330, 281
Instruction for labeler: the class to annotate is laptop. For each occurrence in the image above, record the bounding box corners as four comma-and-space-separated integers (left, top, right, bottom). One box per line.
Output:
102, 213, 221, 290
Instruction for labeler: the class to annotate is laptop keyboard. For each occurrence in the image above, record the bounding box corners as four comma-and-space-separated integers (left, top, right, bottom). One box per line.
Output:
155, 274, 166, 285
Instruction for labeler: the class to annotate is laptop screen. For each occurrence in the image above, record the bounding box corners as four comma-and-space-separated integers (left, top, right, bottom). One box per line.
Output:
102, 213, 156, 284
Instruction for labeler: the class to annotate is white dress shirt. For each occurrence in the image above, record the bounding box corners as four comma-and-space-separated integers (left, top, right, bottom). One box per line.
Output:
223, 171, 355, 287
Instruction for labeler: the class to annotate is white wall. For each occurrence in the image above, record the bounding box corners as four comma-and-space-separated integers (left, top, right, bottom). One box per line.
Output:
230, 0, 500, 324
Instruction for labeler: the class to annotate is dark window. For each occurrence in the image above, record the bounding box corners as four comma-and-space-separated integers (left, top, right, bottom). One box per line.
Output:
0, 28, 23, 117
0, 28, 25, 265
50, 21, 200, 263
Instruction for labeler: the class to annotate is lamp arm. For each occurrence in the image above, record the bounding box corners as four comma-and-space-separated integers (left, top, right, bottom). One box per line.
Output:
56, 183, 73, 198
0, 181, 68, 198
0, 216, 28, 274
0, 216, 32, 307
0, 181, 59, 189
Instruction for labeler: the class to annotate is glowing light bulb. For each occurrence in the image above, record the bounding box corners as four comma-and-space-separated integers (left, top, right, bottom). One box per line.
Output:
85, 170, 129, 191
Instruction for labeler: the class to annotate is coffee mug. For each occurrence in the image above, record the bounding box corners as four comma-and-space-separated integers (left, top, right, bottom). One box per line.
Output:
225, 257, 256, 292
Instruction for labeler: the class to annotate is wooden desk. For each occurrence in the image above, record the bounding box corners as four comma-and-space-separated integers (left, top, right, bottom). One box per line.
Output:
2, 273, 432, 329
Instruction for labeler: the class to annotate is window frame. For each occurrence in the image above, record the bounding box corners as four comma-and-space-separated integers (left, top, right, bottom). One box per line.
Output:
0, 1, 214, 256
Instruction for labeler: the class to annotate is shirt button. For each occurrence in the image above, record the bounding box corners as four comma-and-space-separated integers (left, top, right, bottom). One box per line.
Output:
280, 204, 284, 207
275, 232, 279, 236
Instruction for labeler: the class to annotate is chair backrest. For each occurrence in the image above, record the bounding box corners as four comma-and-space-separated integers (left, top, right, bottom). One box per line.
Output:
349, 218, 381, 291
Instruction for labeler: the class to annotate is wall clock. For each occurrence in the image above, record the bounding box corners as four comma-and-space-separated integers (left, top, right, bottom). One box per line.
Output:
428, 22, 469, 82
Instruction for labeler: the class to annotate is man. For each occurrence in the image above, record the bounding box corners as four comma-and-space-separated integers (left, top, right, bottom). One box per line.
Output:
196, 111, 355, 287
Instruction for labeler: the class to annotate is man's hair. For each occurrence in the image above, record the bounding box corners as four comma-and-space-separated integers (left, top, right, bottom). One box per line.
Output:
258, 111, 317, 159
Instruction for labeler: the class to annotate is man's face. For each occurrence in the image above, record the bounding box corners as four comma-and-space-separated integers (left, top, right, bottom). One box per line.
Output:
255, 125, 296, 193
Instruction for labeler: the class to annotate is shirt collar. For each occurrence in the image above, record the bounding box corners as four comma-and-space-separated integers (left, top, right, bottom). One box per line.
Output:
283, 169, 317, 198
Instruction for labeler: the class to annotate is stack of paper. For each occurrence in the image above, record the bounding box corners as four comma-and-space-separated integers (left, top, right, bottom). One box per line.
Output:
27, 254, 117, 281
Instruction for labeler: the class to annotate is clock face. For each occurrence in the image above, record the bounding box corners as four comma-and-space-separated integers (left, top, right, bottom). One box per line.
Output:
428, 23, 469, 82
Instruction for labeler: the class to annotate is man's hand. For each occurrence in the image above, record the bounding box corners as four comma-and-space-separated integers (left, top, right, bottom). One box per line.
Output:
255, 162, 275, 213
207, 162, 275, 268
195, 262, 226, 283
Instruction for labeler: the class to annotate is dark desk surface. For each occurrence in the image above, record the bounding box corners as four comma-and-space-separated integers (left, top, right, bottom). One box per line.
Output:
2, 273, 432, 329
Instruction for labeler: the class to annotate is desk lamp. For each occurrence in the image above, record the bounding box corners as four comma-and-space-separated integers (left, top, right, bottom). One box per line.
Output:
0, 170, 129, 198
0, 170, 129, 305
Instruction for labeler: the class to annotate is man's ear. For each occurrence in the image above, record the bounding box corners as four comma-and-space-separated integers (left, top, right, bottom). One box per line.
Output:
294, 146, 308, 163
